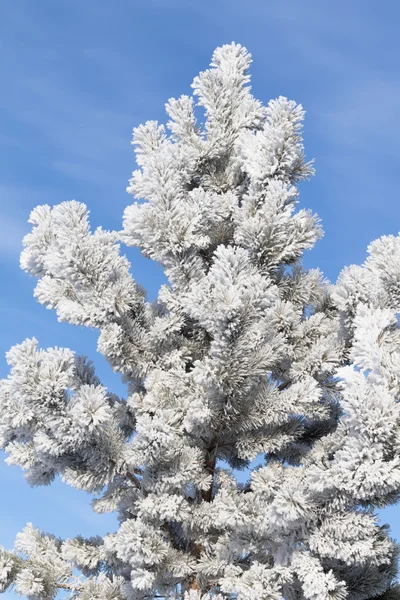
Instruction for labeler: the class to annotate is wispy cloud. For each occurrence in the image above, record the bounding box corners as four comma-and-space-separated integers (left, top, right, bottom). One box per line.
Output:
0, 183, 56, 260
0, 213, 26, 256
319, 78, 400, 151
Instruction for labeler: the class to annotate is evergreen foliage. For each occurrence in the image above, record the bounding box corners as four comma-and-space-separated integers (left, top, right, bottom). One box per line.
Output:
1, 43, 400, 600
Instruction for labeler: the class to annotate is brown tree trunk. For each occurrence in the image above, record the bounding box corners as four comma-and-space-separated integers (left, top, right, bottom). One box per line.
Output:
188, 451, 217, 592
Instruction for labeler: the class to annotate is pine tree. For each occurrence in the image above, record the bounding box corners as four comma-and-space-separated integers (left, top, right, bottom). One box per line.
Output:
1, 43, 400, 600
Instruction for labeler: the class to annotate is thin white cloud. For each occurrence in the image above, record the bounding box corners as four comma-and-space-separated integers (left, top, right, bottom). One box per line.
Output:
0, 184, 56, 259
319, 79, 400, 151
0, 213, 27, 257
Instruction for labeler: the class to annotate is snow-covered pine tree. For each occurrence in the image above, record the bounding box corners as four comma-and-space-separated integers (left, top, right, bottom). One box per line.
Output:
1, 43, 400, 600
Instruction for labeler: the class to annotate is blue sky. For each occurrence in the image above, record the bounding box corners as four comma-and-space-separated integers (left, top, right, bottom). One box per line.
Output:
1, 0, 400, 596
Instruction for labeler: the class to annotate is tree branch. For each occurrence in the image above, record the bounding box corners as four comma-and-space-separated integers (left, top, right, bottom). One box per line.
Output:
201, 452, 216, 503
278, 381, 291, 391
57, 582, 83, 592
126, 471, 142, 489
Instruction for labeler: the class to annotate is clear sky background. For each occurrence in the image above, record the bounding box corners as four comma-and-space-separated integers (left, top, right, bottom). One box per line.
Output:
1, 1, 400, 597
